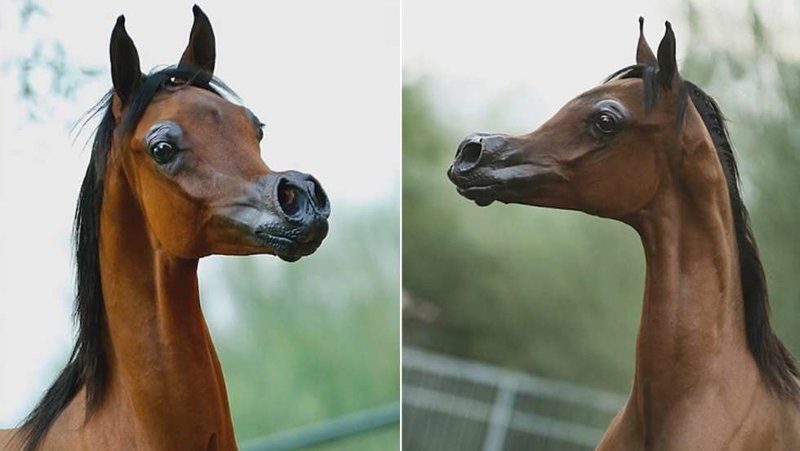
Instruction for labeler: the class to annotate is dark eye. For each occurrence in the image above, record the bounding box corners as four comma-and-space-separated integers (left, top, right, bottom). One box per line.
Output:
166, 76, 182, 87
257, 124, 265, 142
150, 141, 177, 164
594, 112, 618, 135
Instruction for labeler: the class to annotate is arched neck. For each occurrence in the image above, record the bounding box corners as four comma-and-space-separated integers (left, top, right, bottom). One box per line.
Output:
96, 164, 236, 449
626, 159, 759, 440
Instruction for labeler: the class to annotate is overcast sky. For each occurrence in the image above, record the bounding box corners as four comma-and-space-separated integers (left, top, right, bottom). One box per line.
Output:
404, 0, 680, 135
403, 0, 799, 135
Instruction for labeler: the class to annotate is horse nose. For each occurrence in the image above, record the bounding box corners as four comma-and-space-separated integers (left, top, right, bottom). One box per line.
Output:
450, 133, 508, 177
276, 171, 330, 241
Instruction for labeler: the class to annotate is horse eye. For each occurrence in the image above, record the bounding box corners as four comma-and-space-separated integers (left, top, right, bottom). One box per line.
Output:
594, 112, 618, 135
150, 141, 177, 164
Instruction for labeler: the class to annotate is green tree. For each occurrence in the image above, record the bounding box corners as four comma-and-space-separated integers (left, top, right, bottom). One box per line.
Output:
1, 0, 100, 121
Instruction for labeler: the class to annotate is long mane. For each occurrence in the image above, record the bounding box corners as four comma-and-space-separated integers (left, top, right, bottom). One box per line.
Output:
608, 64, 800, 400
17, 66, 235, 451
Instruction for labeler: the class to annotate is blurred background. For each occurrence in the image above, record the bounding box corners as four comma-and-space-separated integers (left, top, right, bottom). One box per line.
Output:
0, 0, 399, 449
403, 0, 800, 449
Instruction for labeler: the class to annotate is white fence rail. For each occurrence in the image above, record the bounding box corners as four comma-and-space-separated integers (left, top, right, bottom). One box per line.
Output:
403, 347, 626, 451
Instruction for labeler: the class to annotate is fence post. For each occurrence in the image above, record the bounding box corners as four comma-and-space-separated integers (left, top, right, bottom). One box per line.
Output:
482, 376, 518, 451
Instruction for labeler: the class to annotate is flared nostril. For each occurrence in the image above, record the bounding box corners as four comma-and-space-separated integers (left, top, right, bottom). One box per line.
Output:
277, 177, 303, 217
274, 171, 330, 222
459, 141, 482, 166
453, 137, 484, 174
452, 133, 512, 177
307, 177, 330, 215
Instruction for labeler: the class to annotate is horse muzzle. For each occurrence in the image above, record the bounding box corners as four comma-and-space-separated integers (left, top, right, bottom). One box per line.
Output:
253, 170, 330, 261
214, 170, 329, 261
448, 132, 562, 207
447, 133, 513, 206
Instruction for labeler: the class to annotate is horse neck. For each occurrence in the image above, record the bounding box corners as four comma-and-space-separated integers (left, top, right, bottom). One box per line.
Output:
96, 162, 235, 448
628, 144, 760, 432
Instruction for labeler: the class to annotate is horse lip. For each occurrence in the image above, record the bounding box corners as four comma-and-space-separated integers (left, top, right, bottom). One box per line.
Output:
455, 182, 503, 206
254, 231, 323, 261
210, 200, 327, 259
456, 182, 502, 193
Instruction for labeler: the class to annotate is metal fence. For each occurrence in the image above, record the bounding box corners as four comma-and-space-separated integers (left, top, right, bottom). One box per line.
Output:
240, 403, 399, 451
403, 347, 626, 451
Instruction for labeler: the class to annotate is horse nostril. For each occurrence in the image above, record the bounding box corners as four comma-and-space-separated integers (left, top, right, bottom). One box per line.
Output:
277, 178, 302, 217
460, 141, 482, 165
308, 177, 330, 214
454, 139, 483, 174
275, 172, 330, 222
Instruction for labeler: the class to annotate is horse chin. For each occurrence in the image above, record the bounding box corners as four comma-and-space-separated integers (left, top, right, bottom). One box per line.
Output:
254, 230, 326, 263
456, 182, 532, 207
208, 207, 328, 261
455, 184, 502, 207
451, 164, 549, 207
266, 227, 327, 262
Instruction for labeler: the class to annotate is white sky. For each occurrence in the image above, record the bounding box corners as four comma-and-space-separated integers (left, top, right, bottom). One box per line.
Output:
404, 0, 800, 134
404, 0, 680, 133
0, 0, 400, 425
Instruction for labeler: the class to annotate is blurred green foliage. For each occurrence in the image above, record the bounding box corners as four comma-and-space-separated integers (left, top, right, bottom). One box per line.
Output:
403, 2, 800, 395
2, 0, 101, 121
208, 201, 400, 449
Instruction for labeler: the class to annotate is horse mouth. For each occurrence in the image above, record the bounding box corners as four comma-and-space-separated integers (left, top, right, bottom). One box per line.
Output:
455, 183, 503, 206
449, 160, 564, 208
448, 168, 504, 206
254, 231, 325, 262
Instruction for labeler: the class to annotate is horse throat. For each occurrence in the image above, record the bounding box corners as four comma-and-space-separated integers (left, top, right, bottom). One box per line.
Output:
95, 164, 236, 448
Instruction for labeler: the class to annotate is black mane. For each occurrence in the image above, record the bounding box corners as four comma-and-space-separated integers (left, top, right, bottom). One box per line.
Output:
608, 64, 800, 400
17, 66, 234, 451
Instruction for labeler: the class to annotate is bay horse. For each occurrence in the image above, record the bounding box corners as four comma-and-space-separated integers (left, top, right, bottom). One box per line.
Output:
0, 5, 329, 450
448, 19, 800, 449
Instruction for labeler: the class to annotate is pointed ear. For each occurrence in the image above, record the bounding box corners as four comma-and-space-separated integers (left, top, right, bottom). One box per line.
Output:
179, 5, 216, 74
110, 15, 142, 105
636, 17, 657, 65
657, 21, 680, 88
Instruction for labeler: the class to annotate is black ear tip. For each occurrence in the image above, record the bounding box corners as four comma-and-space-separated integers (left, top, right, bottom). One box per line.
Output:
639, 16, 644, 25
192, 4, 208, 19
115, 15, 125, 27
665, 20, 673, 31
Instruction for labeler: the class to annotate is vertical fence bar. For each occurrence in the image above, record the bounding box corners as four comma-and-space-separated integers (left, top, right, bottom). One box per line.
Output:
481, 377, 518, 451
